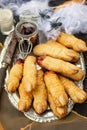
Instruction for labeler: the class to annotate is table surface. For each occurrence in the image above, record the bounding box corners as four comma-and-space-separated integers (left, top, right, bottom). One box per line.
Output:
0, 0, 87, 130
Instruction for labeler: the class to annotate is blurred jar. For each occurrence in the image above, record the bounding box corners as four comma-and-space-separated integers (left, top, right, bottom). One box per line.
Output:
19, 11, 38, 24
0, 8, 14, 35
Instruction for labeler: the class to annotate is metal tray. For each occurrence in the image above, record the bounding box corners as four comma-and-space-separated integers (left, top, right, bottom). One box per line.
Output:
0, 32, 86, 123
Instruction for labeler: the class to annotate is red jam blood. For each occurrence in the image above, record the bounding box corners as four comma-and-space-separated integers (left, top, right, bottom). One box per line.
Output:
16, 59, 24, 64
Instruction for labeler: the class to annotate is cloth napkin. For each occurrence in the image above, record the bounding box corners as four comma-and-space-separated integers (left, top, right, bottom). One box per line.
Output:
0, 82, 87, 130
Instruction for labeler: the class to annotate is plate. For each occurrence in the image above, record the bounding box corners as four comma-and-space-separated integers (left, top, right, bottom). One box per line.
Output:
1, 32, 86, 122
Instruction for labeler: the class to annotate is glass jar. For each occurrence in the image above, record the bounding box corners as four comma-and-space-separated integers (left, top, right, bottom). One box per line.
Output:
0, 8, 14, 35
15, 21, 39, 57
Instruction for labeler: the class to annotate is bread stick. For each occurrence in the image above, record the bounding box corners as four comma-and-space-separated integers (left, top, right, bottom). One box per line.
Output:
59, 75, 87, 103
32, 70, 48, 114
54, 1, 73, 11
6, 59, 24, 92
18, 82, 33, 112
23, 56, 37, 92
48, 92, 67, 119
37, 56, 84, 81
44, 71, 68, 107
33, 40, 80, 62
54, 0, 85, 11
56, 32, 87, 52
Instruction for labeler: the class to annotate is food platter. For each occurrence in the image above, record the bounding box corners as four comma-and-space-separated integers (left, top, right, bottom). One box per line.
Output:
0, 31, 86, 122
